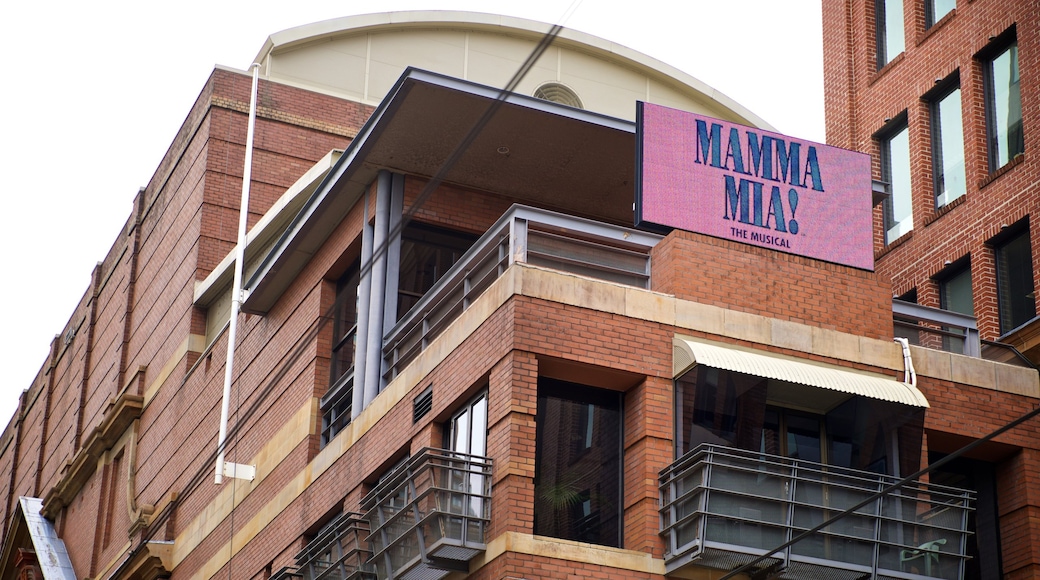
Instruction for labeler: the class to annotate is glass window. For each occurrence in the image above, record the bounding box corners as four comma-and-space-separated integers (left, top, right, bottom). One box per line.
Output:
534, 378, 621, 547
876, 0, 905, 68
323, 261, 361, 446
985, 40, 1023, 170
881, 122, 913, 243
449, 392, 487, 457
925, 0, 954, 28
397, 222, 476, 321
940, 267, 973, 316
675, 364, 917, 475
928, 454, 1003, 580
931, 85, 966, 207
940, 265, 973, 351
995, 227, 1036, 333
331, 261, 361, 384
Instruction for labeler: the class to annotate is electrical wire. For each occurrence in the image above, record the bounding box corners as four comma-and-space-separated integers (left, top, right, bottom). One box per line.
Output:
127, 17, 569, 575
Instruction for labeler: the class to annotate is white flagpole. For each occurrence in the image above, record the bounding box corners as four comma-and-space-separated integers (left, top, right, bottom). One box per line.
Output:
216, 63, 261, 484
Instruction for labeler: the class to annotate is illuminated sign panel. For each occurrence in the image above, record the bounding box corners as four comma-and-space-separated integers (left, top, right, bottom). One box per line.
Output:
636, 102, 873, 270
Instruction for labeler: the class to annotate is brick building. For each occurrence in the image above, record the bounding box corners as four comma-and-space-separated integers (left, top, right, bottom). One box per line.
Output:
0, 11, 1037, 580
823, 0, 1040, 577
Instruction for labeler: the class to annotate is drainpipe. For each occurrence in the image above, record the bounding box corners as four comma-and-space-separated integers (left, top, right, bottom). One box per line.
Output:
215, 63, 260, 485
894, 337, 917, 386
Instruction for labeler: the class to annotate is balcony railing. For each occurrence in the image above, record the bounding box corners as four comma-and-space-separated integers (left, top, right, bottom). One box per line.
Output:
660, 445, 974, 580
893, 300, 1037, 367
893, 300, 980, 358
382, 205, 662, 382
361, 448, 492, 580
271, 512, 375, 580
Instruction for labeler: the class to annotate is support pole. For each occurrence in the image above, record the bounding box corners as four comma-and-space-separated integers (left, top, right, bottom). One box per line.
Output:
216, 63, 260, 485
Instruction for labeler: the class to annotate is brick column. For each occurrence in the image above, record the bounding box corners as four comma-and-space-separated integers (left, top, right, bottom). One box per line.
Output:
486, 350, 538, 538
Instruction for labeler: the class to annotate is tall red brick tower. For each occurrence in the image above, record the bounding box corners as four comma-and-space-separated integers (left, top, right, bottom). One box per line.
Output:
824, 0, 1039, 358
824, 2, 1040, 578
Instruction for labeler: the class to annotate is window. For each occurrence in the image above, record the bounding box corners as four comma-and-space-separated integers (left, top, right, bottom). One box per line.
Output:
397, 222, 476, 321
322, 261, 361, 446
534, 378, 621, 547
925, 0, 954, 28
876, 0, 905, 68
880, 121, 912, 243
448, 392, 489, 530
930, 82, 966, 207
983, 34, 1023, 170
994, 225, 1036, 333
331, 261, 361, 384
939, 264, 973, 351
674, 364, 918, 475
929, 454, 1003, 580
449, 392, 487, 457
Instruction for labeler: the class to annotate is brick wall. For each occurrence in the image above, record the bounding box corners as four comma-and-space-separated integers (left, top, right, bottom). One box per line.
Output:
823, 0, 1040, 341
651, 228, 895, 339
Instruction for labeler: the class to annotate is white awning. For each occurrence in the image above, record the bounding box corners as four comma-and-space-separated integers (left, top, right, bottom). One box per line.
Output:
673, 337, 929, 408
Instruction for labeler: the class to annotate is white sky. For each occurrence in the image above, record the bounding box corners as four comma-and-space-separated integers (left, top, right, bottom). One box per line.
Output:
0, 0, 824, 427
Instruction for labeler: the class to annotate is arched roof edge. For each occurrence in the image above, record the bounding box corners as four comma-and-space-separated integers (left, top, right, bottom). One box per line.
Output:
251, 10, 775, 131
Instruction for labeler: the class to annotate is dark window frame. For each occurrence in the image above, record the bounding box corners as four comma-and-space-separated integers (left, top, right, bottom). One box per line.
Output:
877, 115, 913, 243
924, 0, 955, 29
926, 74, 966, 207
876, 0, 905, 69
979, 28, 1023, 172
533, 377, 623, 548
990, 220, 1036, 334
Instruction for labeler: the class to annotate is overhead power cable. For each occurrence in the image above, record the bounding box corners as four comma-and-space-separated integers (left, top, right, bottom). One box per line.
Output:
129, 17, 568, 572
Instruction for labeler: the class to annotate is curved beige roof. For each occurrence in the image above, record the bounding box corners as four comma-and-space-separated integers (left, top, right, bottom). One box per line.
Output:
252, 11, 774, 129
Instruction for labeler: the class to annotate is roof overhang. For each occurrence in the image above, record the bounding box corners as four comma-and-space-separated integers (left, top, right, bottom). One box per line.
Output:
0, 497, 76, 580
243, 67, 638, 314
673, 337, 929, 408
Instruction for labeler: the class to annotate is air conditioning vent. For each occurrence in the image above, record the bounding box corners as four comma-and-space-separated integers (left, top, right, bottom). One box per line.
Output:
413, 386, 433, 424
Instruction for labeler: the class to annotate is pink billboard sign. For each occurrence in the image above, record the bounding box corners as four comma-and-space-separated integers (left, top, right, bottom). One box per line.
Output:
636, 102, 874, 270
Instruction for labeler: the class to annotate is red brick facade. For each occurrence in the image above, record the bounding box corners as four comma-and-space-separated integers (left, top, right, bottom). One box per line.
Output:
0, 15, 1037, 580
825, 0, 1040, 576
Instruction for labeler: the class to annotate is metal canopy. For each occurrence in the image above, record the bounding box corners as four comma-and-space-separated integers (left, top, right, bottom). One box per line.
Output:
673, 337, 930, 408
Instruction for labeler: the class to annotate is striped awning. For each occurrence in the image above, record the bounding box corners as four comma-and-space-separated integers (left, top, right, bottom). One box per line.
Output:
673, 337, 929, 408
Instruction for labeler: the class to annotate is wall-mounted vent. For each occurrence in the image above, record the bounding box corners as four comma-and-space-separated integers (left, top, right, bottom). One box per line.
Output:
533, 82, 583, 109
413, 386, 433, 424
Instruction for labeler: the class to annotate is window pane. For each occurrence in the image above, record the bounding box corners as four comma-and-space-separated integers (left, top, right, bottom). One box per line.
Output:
883, 125, 912, 243
534, 378, 621, 547
927, 0, 955, 27
996, 229, 1036, 333
877, 0, 904, 67
397, 223, 476, 320
934, 88, 966, 206
988, 42, 1023, 169
470, 396, 487, 457
331, 262, 361, 384
940, 267, 973, 352
941, 268, 973, 316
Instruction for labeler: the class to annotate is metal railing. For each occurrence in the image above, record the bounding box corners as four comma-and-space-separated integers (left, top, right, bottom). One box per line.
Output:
660, 444, 974, 580
361, 448, 493, 580
382, 205, 661, 382
321, 371, 355, 446
275, 512, 375, 580
893, 300, 980, 357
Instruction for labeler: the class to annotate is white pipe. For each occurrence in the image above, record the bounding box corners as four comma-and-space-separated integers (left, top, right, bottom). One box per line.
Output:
216, 63, 261, 484
894, 337, 917, 387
